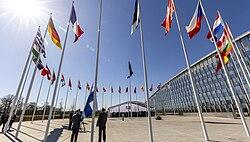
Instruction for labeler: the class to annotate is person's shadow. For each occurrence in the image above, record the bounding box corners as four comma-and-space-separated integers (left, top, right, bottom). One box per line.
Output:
46, 128, 63, 142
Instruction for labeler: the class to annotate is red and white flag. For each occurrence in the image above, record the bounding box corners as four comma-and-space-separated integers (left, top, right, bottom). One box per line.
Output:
186, 1, 203, 39
70, 4, 84, 43
161, 0, 175, 33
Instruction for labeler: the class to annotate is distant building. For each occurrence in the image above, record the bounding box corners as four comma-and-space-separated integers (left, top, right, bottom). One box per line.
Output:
108, 101, 152, 117
149, 31, 250, 114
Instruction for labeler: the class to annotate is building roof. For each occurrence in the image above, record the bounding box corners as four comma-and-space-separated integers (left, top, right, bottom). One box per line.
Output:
108, 101, 147, 110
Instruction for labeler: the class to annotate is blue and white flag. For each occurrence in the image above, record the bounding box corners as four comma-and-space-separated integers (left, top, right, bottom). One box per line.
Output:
83, 86, 98, 117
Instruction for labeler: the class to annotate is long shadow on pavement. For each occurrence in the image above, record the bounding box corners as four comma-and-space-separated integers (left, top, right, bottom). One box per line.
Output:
11, 128, 43, 141
46, 128, 63, 142
205, 121, 241, 125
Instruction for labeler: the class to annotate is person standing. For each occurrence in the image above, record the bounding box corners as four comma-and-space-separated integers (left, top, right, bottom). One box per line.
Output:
68, 110, 74, 130
97, 108, 108, 142
0, 112, 8, 132
8, 114, 16, 131
70, 109, 82, 142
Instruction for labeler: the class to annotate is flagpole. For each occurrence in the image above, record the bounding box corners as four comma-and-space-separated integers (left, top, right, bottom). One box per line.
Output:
198, 0, 250, 137
15, 39, 43, 139
90, 0, 103, 141
4, 29, 37, 134
119, 92, 121, 118
228, 29, 250, 78
173, 1, 209, 140
231, 54, 250, 102
226, 24, 250, 92
129, 78, 132, 119
136, 91, 138, 117
110, 90, 113, 108
138, 0, 154, 141
84, 85, 87, 108
63, 85, 70, 120
31, 77, 44, 123
53, 81, 62, 120
43, 8, 72, 141
102, 91, 104, 109
15, 59, 33, 115
42, 83, 52, 122
74, 87, 79, 110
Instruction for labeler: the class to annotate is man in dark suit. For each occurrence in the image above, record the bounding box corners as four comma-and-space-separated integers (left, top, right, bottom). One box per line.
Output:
97, 108, 108, 142
70, 109, 82, 142
68, 111, 74, 130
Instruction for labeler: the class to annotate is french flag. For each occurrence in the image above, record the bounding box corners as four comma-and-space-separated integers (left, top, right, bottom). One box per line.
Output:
70, 4, 84, 43
186, 1, 203, 39
207, 11, 224, 41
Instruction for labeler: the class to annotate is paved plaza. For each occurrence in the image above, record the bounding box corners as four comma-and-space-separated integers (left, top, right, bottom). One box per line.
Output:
0, 115, 250, 142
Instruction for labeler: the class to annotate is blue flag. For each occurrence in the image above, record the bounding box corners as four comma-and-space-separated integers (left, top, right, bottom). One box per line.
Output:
84, 91, 94, 117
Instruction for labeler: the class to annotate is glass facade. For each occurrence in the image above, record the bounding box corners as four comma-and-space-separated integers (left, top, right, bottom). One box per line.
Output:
149, 31, 250, 113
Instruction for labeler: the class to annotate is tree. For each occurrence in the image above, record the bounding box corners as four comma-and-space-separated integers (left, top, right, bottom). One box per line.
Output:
0, 94, 14, 113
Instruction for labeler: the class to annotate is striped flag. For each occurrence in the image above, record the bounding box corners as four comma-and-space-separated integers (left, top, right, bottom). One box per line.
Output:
45, 65, 51, 80
51, 70, 56, 85
207, 11, 224, 42
186, 1, 203, 39
131, 0, 140, 35
47, 15, 62, 49
70, 4, 84, 43
161, 0, 175, 33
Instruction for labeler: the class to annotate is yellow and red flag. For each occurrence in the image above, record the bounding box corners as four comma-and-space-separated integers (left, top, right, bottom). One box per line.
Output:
47, 16, 62, 49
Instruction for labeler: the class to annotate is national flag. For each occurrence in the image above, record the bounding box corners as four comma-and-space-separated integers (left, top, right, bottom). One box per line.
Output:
215, 54, 231, 73
41, 67, 48, 77
118, 86, 121, 93
77, 80, 82, 90
86, 83, 90, 91
141, 85, 144, 92
134, 87, 137, 94
45, 65, 51, 80
84, 87, 97, 117
127, 61, 134, 79
70, 4, 84, 42
161, 0, 175, 33
125, 87, 128, 93
103, 87, 106, 92
51, 70, 56, 85
33, 28, 46, 58
32, 46, 44, 70
69, 78, 72, 90
84, 90, 94, 117
149, 84, 153, 92
131, 0, 140, 35
47, 15, 62, 49
61, 74, 66, 87
111, 86, 114, 93
186, 1, 203, 39
215, 26, 233, 73
32, 57, 44, 70
207, 11, 224, 42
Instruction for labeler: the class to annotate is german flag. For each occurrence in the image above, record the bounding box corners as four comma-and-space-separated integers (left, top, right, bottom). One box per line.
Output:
47, 15, 62, 49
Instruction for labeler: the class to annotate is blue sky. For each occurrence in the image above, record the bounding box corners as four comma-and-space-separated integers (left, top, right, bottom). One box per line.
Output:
0, 0, 249, 110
